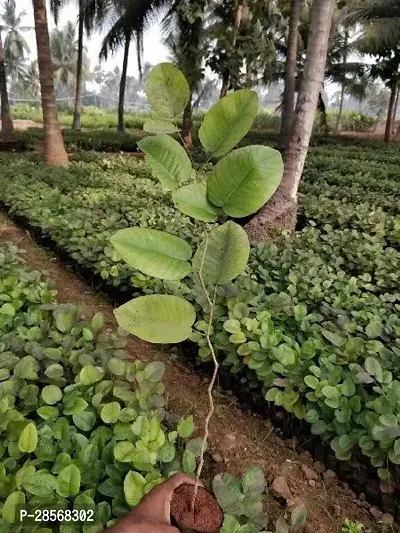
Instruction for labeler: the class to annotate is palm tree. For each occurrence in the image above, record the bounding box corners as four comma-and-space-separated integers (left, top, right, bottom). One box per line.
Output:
163, 0, 207, 147
99, 0, 172, 133
0, 28, 13, 139
1, 0, 31, 85
246, 0, 336, 240
50, 22, 79, 96
348, 0, 400, 141
51, 0, 106, 130
32, 0, 69, 166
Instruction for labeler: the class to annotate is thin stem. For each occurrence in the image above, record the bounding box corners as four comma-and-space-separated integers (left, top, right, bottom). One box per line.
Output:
191, 236, 219, 513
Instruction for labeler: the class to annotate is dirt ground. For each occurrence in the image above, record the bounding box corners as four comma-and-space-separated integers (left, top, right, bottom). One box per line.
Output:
0, 216, 392, 533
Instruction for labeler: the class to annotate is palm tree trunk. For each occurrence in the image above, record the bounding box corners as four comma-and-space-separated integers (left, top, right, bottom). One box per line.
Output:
0, 33, 14, 140
246, 0, 335, 242
72, 0, 84, 131
391, 83, 399, 135
384, 81, 397, 143
278, 0, 301, 151
180, 13, 204, 148
335, 30, 349, 133
219, 0, 246, 99
32, 0, 68, 166
181, 98, 193, 148
219, 72, 230, 99
118, 33, 131, 134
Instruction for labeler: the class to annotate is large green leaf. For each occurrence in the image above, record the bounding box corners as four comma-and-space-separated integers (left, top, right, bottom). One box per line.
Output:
110, 228, 192, 281
146, 63, 190, 119
199, 89, 259, 158
143, 118, 178, 134
138, 135, 192, 191
193, 222, 250, 285
114, 295, 196, 344
207, 145, 283, 217
172, 183, 220, 222
124, 471, 146, 507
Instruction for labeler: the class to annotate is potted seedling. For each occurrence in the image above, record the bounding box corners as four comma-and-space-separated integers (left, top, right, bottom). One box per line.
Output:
110, 63, 284, 532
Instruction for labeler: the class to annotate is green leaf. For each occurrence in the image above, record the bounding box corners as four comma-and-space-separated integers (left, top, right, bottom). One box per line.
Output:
172, 183, 220, 222
114, 442, 136, 462
2, 491, 25, 523
182, 449, 196, 474
220, 515, 241, 533
213, 473, 243, 511
321, 330, 346, 347
18, 422, 38, 453
143, 362, 165, 382
275, 516, 289, 533
22, 473, 56, 497
207, 145, 283, 217
365, 357, 383, 383
0, 303, 15, 317
143, 118, 178, 134
101, 402, 121, 424
193, 222, 249, 286
124, 471, 146, 507
366, 319, 382, 339
146, 63, 190, 118
242, 466, 265, 496
79, 365, 103, 385
110, 228, 192, 281
177, 416, 195, 438
304, 376, 319, 389
56, 465, 81, 498
199, 89, 259, 158
45, 364, 64, 380
138, 135, 192, 191
291, 505, 307, 529
41, 385, 62, 405
15, 465, 36, 489
114, 295, 196, 344
55, 310, 74, 333
108, 358, 126, 376
72, 411, 96, 432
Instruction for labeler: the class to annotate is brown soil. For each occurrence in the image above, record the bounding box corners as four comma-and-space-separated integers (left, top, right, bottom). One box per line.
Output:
171, 485, 223, 533
0, 215, 386, 533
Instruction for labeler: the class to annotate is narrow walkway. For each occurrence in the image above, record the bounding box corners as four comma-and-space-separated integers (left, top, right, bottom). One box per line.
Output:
0, 216, 378, 533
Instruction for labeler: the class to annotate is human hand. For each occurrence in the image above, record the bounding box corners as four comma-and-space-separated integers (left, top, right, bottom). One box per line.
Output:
107, 473, 196, 532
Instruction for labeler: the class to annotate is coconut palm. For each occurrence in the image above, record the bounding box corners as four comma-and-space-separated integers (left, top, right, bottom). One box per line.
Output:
349, 0, 400, 141
50, 22, 91, 99
98, 0, 173, 132
32, 0, 69, 166
246, 0, 336, 240
51, 0, 106, 129
1, 0, 31, 85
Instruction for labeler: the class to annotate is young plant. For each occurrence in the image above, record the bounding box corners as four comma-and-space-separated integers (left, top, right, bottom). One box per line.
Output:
341, 519, 364, 533
213, 467, 307, 533
110, 62, 283, 505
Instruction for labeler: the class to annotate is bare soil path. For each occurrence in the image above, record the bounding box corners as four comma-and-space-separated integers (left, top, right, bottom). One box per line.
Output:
0, 215, 385, 533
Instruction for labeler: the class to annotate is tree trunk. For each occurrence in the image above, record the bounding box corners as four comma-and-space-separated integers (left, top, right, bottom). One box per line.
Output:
0, 32, 14, 140
118, 34, 131, 134
181, 98, 193, 148
391, 83, 399, 135
278, 0, 301, 151
384, 81, 397, 143
180, 13, 203, 147
219, 72, 230, 99
219, 0, 246, 99
33, 0, 68, 165
246, 0, 335, 242
72, 0, 84, 131
335, 30, 348, 132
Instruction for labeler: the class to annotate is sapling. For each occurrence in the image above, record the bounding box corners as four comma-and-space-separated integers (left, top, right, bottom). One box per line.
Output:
110, 62, 283, 524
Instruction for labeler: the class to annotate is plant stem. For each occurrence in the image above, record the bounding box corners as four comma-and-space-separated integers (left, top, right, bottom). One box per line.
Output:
191, 236, 219, 513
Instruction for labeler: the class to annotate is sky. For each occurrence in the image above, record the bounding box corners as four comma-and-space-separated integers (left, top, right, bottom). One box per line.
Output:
21, 0, 169, 78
